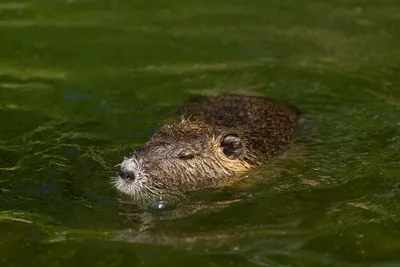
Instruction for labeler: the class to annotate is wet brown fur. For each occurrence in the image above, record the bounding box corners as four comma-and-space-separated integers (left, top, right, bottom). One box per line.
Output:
114, 94, 300, 201
182, 94, 300, 164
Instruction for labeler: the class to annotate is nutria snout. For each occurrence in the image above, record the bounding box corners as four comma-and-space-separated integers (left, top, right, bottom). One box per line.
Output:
113, 94, 301, 202
118, 168, 136, 182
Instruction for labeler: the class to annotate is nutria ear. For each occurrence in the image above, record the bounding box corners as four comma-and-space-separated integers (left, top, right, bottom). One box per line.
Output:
220, 134, 245, 159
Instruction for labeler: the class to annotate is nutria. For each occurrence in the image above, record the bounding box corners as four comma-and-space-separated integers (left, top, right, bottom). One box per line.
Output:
113, 94, 301, 202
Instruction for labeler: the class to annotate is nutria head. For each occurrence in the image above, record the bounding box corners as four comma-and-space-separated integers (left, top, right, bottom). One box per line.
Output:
113, 94, 301, 202
113, 119, 253, 202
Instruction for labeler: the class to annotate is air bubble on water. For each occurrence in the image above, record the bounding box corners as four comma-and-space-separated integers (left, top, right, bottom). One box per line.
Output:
153, 196, 169, 210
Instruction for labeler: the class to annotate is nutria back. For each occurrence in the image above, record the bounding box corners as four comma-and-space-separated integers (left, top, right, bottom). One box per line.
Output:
113, 94, 301, 202
182, 94, 300, 164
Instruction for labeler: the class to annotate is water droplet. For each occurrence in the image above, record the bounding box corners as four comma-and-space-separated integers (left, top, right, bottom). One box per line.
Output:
153, 196, 169, 210
231, 245, 240, 251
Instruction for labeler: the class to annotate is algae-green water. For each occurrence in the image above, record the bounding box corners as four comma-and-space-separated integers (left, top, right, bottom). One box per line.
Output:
1, 0, 400, 266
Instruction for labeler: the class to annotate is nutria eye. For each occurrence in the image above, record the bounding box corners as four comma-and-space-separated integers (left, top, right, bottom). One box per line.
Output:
177, 153, 195, 160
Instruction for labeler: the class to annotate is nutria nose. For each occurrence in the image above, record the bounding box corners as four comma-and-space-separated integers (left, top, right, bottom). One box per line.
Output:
118, 169, 136, 181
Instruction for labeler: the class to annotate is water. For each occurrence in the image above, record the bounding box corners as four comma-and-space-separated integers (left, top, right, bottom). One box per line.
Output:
0, 0, 399, 266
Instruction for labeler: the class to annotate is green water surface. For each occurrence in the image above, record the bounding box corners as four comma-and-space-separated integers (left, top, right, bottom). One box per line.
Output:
1, 0, 400, 266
